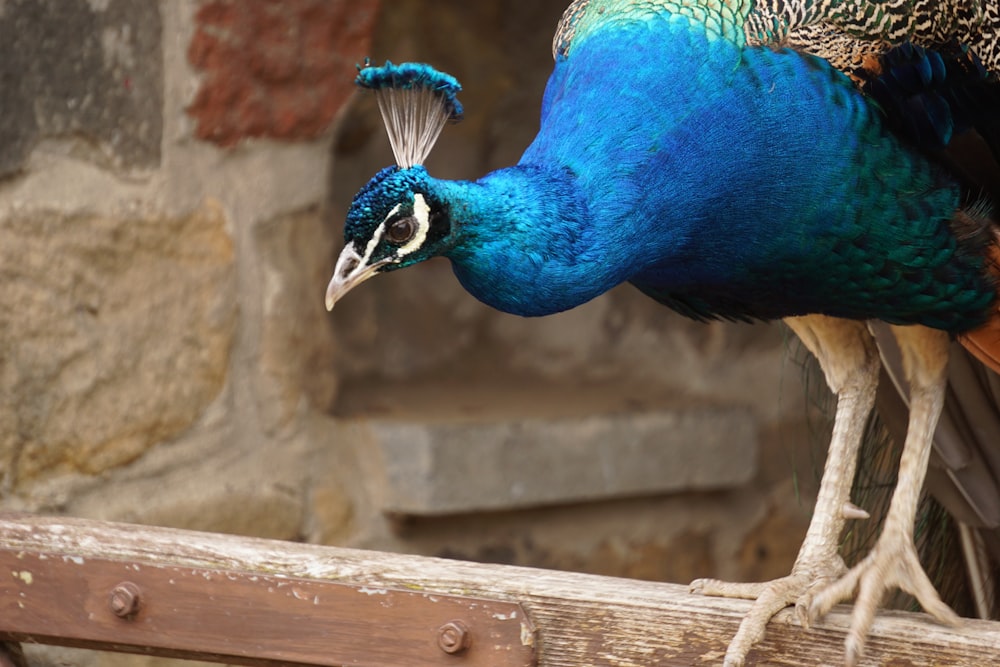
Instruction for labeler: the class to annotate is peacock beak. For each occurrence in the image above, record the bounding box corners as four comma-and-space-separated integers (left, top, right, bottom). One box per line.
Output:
325, 244, 390, 311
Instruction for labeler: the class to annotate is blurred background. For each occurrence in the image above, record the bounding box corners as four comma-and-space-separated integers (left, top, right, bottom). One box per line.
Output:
0, 1, 828, 664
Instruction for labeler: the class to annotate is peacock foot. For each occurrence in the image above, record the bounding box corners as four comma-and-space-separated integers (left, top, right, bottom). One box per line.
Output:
690, 552, 847, 667
807, 529, 962, 667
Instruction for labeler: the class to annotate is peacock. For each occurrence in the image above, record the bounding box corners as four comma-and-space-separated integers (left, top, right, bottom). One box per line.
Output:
325, 1, 1000, 665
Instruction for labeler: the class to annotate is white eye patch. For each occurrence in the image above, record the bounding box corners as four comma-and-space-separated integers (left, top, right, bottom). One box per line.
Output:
395, 193, 431, 257
355, 194, 432, 267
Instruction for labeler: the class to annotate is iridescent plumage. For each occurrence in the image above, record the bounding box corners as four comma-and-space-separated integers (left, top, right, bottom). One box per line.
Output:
327, 2, 1000, 664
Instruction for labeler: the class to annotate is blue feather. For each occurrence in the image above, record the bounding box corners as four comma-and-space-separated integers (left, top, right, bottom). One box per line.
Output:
332, 5, 997, 333
355, 60, 464, 120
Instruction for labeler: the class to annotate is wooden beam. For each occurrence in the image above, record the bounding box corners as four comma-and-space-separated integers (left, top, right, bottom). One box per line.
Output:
0, 549, 531, 667
2, 513, 999, 666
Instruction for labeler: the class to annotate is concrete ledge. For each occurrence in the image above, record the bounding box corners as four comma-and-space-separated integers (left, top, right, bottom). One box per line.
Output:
367, 408, 758, 515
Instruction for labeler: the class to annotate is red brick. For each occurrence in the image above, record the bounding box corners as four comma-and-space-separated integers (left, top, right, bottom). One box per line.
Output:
187, 0, 379, 147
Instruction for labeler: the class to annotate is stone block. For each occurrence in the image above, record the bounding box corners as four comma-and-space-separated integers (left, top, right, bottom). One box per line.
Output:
0, 201, 236, 489
128, 478, 305, 542
187, 0, 380, 146
0, 0, 162, 176
64, 425, 312, 542
308, 482, 356, 545
367, 408, 758, 515
254, 208, 339, 433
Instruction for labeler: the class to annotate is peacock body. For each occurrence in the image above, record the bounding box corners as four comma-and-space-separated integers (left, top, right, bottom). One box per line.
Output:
527, 7, 993, 327
328, 1, 1000, 665
341, 3, 997, 328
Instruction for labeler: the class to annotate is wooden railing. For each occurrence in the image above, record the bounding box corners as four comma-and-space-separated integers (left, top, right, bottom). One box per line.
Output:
1, 513, 998, 666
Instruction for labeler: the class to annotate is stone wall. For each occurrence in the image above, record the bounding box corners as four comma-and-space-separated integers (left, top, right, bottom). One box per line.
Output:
0, 2, 829, 665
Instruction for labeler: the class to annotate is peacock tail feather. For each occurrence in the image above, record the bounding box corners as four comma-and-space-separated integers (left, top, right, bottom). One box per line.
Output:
555, 0, 1000, 72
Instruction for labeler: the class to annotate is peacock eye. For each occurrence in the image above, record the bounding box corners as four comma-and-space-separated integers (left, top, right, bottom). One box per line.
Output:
386, 216, 417, 244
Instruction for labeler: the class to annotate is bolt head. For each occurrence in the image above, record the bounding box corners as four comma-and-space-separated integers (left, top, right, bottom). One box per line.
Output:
437, 620, 471, 655
109, 581, 142, 618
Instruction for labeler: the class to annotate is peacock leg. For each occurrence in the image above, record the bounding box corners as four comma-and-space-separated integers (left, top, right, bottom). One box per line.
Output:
807, 324, 961, 666
690, 314, 879, 667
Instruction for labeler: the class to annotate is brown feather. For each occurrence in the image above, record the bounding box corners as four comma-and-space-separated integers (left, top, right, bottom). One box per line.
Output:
960, 244, 1000, 376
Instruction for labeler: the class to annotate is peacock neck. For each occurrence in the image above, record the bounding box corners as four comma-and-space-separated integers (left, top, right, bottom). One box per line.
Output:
439, 165, 633, 317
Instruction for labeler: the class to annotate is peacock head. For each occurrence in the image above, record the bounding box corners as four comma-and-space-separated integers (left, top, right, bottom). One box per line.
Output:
325, 164, 455, 310
325, 61, 463, 311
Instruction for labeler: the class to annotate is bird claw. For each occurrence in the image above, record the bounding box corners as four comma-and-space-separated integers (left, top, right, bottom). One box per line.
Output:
808, 530, 962, 665
841, 501, 870, 520
720, 573, 811, 666
793, 591, 815, 629
695, 520, 963, 665
689, 578, 767, 598
692, 557, 845, 666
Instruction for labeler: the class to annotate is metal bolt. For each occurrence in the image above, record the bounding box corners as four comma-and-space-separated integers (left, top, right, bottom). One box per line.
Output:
109, 581, 142, 619
437, 620, 471, 655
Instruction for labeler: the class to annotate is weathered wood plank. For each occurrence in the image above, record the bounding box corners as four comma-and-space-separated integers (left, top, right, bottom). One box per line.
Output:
0, 549, 532, 667
2, 513, 1000, 666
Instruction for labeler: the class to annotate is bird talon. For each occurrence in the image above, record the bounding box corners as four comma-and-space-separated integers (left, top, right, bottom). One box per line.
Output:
722, 652, 747, 667
844, 635, 864, 667
688, 578, 707, 595
841, 501, 870, 520
794, 597, 812, 629
689, 578, 767, 600
698, 569, 841, 665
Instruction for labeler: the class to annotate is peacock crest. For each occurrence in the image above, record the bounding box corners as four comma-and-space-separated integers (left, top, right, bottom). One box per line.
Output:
355, 60, 464, 169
